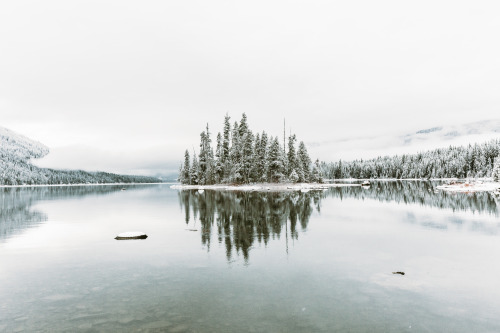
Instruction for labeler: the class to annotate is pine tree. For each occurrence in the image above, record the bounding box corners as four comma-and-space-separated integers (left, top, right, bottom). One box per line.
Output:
215, 132, 223, 183
287, 134, 298, 178
297, 141, 311, 182
289, 169, 299, 183
239, 113, 249, 138
190, 154, 199, 185
493, 156, 500, 182
267, 137, 285, 182
241, 131, 254, 183
250, 133, 261, 182
311, 159, 323, 183
222, 114, 231, 163
182, 150, 190, 183
198, 124, 215, 185
259, 131, 269, 182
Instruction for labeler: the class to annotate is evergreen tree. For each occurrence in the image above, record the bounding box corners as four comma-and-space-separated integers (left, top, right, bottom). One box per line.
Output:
241, 131, 254, 182
311, 159, 323, 183
259, 131, 269, 182
239, 113, 249, 138
287, 134, 298, 178
297, 141, 312, 182
267, 137, 285, 182
198, 124, 215, 184
190, 154, 199, 185
222, 114, 231, 163
182, 150, 190, 183
215, 132, 223, 183
250, 133, 261, 182
289, 169, 299, 183
493, 156, 500, 182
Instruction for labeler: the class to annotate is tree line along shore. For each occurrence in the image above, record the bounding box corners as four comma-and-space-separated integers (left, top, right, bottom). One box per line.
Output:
322, 139, 500, 181
178, 114, 500, 185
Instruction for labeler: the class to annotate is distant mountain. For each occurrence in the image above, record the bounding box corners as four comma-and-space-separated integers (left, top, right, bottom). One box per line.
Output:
309, 119, 500, 162
0, 126, 160, 185
401, 119, 500, 147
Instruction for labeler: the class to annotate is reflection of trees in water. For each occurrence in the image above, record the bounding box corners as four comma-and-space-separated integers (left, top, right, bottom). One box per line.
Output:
178, 190, 324, 262
178, 182, 500, 261
329, 181, 499, 216
0, 185, 151, 241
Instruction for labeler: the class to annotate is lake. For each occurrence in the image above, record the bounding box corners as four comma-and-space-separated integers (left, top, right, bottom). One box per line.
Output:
1, 182, 500, 332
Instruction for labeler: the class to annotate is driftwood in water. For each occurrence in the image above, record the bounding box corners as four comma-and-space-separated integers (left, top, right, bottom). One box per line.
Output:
115, 232, 148, 240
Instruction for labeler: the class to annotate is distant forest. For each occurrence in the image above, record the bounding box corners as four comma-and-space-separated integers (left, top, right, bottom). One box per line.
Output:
0, 127, 160, 185
178, 113, 323, 185
322, 139, 500, 181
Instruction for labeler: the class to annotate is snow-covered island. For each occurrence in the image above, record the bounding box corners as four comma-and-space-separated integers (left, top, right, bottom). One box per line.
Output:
177, 113, 324, 186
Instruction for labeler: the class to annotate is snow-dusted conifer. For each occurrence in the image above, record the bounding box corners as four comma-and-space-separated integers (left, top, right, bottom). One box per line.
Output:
287, 134, 298, 178
181, 150, 190, 183
222, 114, 231, 163
267, 137, 285, 182
259, 131, 269, 182
190, 154, 199, 185
241, 131, 254, 183
215, 132, 223, 183
311, 159, 323, 183
297, 141, 311, 182
493, 157, 500, 182
289, 169, 299, 183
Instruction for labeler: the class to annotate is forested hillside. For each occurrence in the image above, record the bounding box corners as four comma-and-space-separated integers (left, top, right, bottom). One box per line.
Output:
0, 126, 160, 185
322, 139, 500, 180
178, 113, 323, 185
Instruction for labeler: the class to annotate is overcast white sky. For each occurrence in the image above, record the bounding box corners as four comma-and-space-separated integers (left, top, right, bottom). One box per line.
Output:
1, 1, 500, 177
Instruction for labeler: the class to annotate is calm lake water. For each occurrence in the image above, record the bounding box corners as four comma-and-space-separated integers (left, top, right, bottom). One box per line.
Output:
1, 182, 500, 332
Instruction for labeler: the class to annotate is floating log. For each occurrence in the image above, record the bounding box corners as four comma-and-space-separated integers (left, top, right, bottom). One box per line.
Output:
115, 232, 148, 240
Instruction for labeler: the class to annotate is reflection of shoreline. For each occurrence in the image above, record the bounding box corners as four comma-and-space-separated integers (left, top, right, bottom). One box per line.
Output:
0, 182, 164, 188
171, 183, 359, 191
0, 185, 156, 242
329, 181, 500, 216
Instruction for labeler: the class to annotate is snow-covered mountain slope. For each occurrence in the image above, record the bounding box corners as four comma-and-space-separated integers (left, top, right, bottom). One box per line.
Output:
0, 126, 49, 162
0, 126, 159, 185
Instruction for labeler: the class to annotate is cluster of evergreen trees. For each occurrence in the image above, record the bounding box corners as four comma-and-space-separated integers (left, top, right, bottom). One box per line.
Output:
322, 139, 500, 180
178, 114, 322, 184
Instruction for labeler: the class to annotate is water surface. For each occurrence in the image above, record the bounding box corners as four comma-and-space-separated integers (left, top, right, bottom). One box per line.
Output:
1, 182, 500, 332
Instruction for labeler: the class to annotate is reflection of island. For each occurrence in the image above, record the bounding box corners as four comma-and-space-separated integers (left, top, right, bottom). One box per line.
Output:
0, 185, 152, 242
178, 181, 500, 261
178, 190, 324, 262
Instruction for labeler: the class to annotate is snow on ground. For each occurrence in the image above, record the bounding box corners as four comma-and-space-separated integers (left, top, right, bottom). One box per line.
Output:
170, 183, 360, 192
437, 181, 500, 193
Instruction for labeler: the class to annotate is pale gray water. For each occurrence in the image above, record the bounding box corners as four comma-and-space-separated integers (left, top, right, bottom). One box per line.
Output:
1, 182, 500, 332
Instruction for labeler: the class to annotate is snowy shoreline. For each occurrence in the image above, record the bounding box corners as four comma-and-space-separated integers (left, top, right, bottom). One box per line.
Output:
436, 181, 500, 193
170, 183, 360, 192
